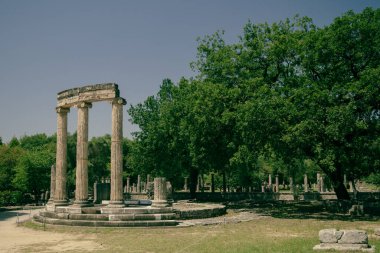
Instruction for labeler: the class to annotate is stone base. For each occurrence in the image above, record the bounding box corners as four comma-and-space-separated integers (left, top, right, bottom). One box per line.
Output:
53, 199, 69, 206
66, 207, 83, 214
151, 200, 170, 208
101, 206, 173, 214
34, 202, 226, 227
73, 200, 93, 207
45, 203, 56, 212
107, 200, 125, 208
313, 244, 375, 252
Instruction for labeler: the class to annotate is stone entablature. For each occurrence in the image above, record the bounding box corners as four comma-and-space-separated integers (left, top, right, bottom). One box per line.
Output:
57, 83, 122, 108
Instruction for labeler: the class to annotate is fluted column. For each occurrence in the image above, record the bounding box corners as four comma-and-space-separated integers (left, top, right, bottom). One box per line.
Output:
152, 177, 169, 207
109, 98, 126, 207
55, 107, 70, 205
126, 177, 130, 193
74, 102, 92, 206
137, 175, 141, 193
304, 174, 309, 192
48, 165, 56, 203
275, 175, 279, 193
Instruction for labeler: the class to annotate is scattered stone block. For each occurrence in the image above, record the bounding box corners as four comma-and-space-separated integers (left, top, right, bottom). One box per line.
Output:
339, 230, 368, 244
374, 228, 380, 236
319, 229, 342, 243
314, 229, 375, 252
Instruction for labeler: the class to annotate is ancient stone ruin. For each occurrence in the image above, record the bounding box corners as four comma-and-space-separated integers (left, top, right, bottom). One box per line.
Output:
48, 83, 126, 209
34, 83, 226, 227
313, 229, 375, 252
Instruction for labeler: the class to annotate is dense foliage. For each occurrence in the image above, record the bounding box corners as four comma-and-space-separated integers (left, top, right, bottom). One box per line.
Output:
0, 133, 132, 206
129, 8, 380, 199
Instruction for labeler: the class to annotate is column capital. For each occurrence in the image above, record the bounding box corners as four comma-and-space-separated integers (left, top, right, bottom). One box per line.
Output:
112, 97, 127, 105
56, 107, 70, 113
77, 102, 92, 108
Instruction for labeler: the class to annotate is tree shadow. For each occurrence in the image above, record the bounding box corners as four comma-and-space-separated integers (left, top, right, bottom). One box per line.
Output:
226, 201, 380, 222
0, 210, 30, 221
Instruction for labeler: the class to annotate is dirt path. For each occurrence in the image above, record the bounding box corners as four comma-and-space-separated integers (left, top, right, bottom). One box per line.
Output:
0, 209, 102, 253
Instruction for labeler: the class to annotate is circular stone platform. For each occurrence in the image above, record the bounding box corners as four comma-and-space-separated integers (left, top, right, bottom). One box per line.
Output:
33, 202, 226, 227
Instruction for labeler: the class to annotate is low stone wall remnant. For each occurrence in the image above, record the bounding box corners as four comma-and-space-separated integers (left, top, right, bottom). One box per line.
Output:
313, 229, 375, 252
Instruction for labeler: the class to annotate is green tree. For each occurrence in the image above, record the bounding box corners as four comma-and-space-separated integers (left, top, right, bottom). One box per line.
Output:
0, 145, 24, 192
9, 137, 20, 148
88, 135, 111, 184
283, 8, 380, 199
19, 133, 55, 151
190, 8, 380, 199
12, 148, 54, 204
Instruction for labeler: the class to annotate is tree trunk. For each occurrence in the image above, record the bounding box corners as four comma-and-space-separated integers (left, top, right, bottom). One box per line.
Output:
333, 182, 350, 200
331, 175, 351, 200
189, 168, 198, 199
322, 165, 351, 200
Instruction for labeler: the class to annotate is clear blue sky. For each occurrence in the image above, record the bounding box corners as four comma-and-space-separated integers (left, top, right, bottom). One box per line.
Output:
1, 0, 379, 142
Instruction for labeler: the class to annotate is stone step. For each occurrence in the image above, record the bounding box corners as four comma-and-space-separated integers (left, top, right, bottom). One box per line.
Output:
39, 211, 177, 221
34, 215, 178, 227
54, 206, 174, 215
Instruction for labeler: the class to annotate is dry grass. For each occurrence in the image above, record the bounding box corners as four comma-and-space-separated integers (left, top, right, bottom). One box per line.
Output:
22, 212, 380, 253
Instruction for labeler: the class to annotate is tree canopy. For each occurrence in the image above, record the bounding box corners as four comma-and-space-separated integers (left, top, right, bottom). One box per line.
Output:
129, 8, 380, 199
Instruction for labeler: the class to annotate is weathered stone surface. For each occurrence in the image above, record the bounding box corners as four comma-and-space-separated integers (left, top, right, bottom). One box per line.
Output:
54, 107, 70, 206
313, 243, 374, 252
108, 98, 126, 208
74, 102, 91, 206
319, 229, 340, 243
48, 165, 56, 203
57, 83, 121, 107
339, 230, 368, 244
152, 177, 170, 207
315, 229, 374, 252
374, 228, 380, 236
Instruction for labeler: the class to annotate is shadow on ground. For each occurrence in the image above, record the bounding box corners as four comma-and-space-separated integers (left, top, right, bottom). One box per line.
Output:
0, 210, 31, 222
226, 201, 380, 222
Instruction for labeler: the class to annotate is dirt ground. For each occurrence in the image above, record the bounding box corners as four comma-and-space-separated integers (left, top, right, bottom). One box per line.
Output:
0, 207, 264, 252
0, 209, 101, 253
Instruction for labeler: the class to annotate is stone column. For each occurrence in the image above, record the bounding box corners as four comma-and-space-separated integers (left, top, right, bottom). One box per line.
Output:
132, 183, 136, 193
74, 102, 92, 206
54, 107, 70, 205
268, 174, 272, 186
349, 181, 354, 192
317, 173, 321, 192
48, 165, 56, 204
304, 174, 309, 192
146, 174, 151, 191
152, 177, 169, 207
320, 175, 325, 193
289, 177, 294, 193
184, 177, 188, 191
137, 175, 141, 193
211, 173, 215, 193
109, 98, 126, 207
275, 175, 279, 193
126, 177, 130, 193
93, 182, 98, 203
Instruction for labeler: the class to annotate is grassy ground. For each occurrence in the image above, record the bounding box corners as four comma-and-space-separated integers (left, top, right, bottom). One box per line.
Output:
22, 203, 380, 253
